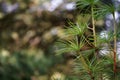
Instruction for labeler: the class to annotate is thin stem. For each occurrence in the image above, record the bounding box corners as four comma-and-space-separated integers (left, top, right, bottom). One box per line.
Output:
76, 35, 94, 79
77, 51, 94, 80
91, 6, 96, 47
77, 51, 90, 73
100, 74, 103, 80
113, 12, 117, 77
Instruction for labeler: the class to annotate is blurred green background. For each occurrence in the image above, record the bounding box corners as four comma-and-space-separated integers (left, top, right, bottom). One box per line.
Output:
0, 0, 80, 80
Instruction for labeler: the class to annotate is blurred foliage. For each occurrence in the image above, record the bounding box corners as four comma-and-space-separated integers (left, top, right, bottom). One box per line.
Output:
0, 50, 64, 80
0, 0, 78, 80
